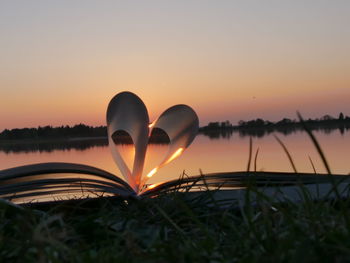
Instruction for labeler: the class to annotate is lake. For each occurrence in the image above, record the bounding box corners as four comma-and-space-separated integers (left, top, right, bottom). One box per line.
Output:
0, 129, 349, 186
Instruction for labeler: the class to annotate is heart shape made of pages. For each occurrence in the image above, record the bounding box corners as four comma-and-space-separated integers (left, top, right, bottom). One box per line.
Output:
106, 92, 199, 193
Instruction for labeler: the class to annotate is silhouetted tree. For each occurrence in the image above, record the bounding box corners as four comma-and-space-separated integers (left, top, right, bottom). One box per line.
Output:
321, 115, 334, 121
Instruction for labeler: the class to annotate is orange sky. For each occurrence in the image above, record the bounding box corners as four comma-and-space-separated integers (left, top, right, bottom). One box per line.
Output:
1, 1, 349, 130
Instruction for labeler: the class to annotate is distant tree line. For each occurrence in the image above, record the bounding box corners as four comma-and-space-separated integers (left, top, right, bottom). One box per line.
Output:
0, 124, 107, 141
200, 113, 350, 139
0, 124, 170, 145
236, 113, 349, 129
1, 113, 349, 143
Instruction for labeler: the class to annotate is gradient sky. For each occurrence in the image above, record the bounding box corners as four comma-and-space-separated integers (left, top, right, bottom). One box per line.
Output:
1, 0, 349, 130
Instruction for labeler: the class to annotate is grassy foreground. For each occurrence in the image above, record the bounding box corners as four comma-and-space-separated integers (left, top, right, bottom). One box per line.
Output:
1, 186, 350, 263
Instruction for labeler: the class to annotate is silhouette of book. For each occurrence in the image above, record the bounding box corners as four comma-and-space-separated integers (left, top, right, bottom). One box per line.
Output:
1, 92, 349, 205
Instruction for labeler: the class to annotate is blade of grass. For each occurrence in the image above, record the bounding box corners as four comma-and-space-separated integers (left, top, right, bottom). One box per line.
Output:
297, 112, 331, 174
308, 155, 317, 174
247, 137, 253, 172
152, 203, 185, 235
274, 135, 298, 173
254, 148, 260, 172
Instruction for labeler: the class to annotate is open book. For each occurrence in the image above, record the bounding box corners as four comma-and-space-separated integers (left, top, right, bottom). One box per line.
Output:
1, 92, 349, 204
0, 91, 202, 203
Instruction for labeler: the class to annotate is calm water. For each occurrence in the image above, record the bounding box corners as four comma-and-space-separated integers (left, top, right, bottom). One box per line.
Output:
0, 130, 349, 185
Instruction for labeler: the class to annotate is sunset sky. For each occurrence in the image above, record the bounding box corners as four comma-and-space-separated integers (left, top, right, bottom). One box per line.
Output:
1, 1, 349, 130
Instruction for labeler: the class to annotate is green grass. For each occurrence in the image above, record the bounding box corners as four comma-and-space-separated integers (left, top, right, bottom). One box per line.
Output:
1, 187, 350, 263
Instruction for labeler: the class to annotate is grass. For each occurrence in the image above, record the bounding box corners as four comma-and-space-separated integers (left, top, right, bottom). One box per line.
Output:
1, 185, 350, 262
